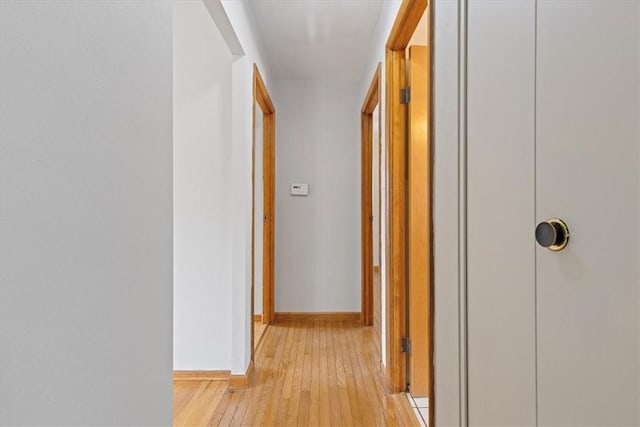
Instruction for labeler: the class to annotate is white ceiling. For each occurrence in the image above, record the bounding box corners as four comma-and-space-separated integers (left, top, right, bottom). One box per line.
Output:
247, 0, 383, 81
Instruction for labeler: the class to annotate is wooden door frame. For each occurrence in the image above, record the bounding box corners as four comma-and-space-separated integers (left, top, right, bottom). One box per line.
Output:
361, 64, 382, 326
251, 64, 276, 360
383, 0, 431, 397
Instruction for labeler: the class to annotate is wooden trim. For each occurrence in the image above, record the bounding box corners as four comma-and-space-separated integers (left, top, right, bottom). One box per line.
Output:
361, 64, 382, 327
254, 65, 275, 114
385, 48, 408, 394
173, 370, 230, 381
252, 64, 276, 363
229, 361, 254, 390
263, 110, 276, 325
362, 65, 381, 114
427, 9, 435, 426
361, 112, 373, 326
274, 312, 361, 322
386, 0, 428, 50
254, 314, 262, 322
376, 66, 383, 290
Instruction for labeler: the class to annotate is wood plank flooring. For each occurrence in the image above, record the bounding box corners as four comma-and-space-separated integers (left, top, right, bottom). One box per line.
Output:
174, 379, 227, 426
254, 320, 268, 351
373, 268, 382, 358
174, 319, 420, 426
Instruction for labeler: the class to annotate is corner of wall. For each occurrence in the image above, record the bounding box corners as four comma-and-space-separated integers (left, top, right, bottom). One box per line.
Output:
221, 0, 276, 375
356, 0, 401, 369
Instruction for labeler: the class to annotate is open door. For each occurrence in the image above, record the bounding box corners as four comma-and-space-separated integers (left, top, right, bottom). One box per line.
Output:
407, 44, 431, 398
384, 1, 433, 423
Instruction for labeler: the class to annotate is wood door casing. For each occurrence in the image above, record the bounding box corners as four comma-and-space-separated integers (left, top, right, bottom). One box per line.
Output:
361, 110, 374, 326
384, 0, 429, 395
361, 65, 381, 327
251, 64, 276, 361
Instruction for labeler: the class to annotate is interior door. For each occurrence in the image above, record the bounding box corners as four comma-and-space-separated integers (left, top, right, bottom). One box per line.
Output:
467, 2, 537, 424
536, 2, 640, 425
407, 45, 431, 398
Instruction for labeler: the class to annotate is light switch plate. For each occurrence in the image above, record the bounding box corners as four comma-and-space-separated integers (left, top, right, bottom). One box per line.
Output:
290, 183, 308, 196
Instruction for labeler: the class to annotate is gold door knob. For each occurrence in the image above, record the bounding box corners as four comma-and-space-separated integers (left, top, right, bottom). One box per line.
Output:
535, 218, 570, 251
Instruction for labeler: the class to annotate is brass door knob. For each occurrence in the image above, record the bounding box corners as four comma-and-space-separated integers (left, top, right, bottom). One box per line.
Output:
535, 218, 570, 251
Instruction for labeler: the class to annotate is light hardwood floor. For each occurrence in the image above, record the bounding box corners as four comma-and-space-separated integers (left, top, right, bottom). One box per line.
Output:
174, 379, 227, 426
174, 319, 420, 426
373, 268, 382, 358
254, 319, 268, 351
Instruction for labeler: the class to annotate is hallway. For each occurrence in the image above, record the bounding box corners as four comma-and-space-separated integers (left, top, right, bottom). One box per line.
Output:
5, 0, 639, 425
173, 320, 421, 426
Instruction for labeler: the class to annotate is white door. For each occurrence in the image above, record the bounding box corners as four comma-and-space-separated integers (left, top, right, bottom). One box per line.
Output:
536, 2, 639, 425
467, 1, 639, 425
467, 1, 537, 424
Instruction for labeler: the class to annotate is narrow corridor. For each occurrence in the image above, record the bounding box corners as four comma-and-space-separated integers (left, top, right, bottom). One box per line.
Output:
173, 320, 420, 426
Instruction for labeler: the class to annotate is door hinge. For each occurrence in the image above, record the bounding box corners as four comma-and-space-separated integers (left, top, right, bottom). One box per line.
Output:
400, 87, 411, 104
401, 336, 411, 354
369, 215, 374, 222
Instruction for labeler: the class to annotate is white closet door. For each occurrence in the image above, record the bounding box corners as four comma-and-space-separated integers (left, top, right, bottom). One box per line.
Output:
467, 1, 537, 425
536, 1, 640, 425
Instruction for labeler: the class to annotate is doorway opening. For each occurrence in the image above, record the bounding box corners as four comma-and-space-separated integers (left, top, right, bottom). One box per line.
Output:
251, 64, 276, 357
361, 64, 382, 358
384, 0, 433, 425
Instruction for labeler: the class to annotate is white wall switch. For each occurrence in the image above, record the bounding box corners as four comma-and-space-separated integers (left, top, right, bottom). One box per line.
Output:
290, 183, 309, 196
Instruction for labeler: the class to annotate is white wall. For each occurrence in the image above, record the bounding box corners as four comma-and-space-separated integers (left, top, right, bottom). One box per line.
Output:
432, 0, 464, 424
170, 0, 272, 375
221, 0, 274, 375
359, 0, 402, 366
372, 104, 381, 265
0, 2, 173, 425
173, 0, 233, 370
274, 80, 361, 312
254, 108, 264, 315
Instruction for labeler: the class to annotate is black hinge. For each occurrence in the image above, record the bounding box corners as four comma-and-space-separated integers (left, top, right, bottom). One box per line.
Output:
401, 336, 411, 354
400, 87, 410, 104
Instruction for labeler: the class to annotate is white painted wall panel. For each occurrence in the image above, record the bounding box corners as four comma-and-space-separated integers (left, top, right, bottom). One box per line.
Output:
0, 2, 173, 424
173, 0, 233, 370
274, 80, 361, 312
432, 0, 462, 424
254, 108, 264, 315
372, 104, 380, 266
